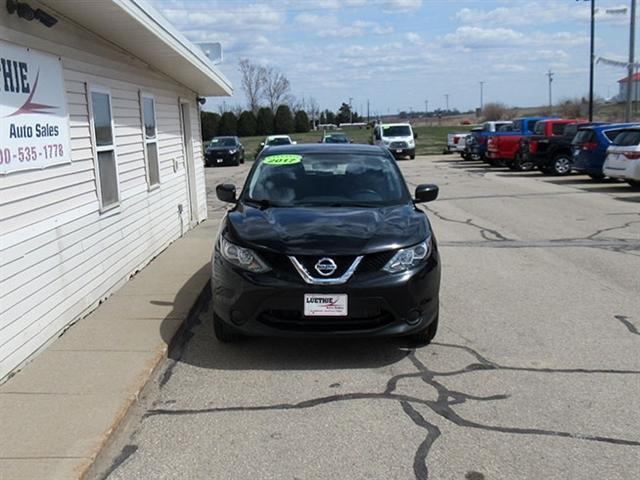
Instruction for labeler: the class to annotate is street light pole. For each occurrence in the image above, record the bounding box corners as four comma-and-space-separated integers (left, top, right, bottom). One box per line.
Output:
479, 81, 485, 112
589, 0, 595, 121
625, 0, 637, 122
547, 70, 554, 113
445, 94, 450, 112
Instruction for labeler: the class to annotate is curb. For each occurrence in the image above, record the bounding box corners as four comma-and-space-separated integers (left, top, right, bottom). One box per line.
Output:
81, 280, 212, 480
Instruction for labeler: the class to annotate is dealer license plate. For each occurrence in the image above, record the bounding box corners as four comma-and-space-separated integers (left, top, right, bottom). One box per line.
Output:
304, 294, 348, 317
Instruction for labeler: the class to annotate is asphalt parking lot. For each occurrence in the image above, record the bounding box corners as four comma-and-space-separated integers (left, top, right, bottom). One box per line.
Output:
93, 155, 640, 480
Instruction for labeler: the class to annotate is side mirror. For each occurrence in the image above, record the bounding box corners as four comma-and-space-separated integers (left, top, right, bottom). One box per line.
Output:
414, 133, 418, 139
414, 184, 438, 203
260, 142, 265, 147
292, 141, 298, 145
350, 138, 354, 143
216, 183, 236, 203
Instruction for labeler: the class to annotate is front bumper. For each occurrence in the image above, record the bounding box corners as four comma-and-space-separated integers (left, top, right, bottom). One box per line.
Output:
205, 151, 239, 166
571, 153, 603, 175
388, 147, 415, 158
211, 250, 440, 338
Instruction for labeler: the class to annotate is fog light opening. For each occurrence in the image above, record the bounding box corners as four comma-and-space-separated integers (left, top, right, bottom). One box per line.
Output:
406, 309, 422, 326
230, 310, 247, 326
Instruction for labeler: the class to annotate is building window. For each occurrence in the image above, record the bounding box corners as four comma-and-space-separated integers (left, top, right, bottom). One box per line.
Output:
141, 93, 160, 187
90, 89, 120, 210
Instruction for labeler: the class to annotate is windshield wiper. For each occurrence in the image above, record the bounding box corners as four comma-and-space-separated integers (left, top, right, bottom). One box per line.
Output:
244, 198, 286, 209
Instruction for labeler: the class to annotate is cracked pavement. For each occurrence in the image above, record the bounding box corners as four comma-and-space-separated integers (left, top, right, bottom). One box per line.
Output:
92, 155, 640, 480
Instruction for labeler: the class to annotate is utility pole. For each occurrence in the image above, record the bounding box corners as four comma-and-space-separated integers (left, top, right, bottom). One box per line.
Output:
589, 0, 595, 121
444, 94, 450, 113
479, 81, 485, 112
348, 97, 353, 124
626, 0, 636, 122
424, 100, 428, 116
366, 99, 370, 123
546, 70, 554, 113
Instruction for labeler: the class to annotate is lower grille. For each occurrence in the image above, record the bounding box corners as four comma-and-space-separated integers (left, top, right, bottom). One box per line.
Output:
390, 141, 408, 149
258, 309, 394, 332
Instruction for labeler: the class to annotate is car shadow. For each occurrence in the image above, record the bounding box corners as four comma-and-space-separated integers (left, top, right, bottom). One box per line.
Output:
162, 289, 414, 372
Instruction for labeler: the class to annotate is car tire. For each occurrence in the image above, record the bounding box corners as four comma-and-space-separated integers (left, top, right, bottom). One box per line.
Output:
551, 155, 572, 176
411, 315, 438, 345
213, 313, 242, 343
410, 153, 416, 160
588, 173, 606, 181
515, 153, 534, 171
627, 179, 640, 188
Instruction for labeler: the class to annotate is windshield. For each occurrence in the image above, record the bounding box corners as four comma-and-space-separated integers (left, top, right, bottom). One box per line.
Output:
268, 137, 292, 146
245, 153, 409, 207
573, 129, 595, 144
382, 126, 411, 137
324, 134, 349, 143
210, 138, 236, 147
612, 130, 640, 146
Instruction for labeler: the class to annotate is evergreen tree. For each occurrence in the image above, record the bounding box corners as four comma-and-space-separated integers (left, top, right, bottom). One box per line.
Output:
201, 111, 221, 140
274, 105, 294, 134
294, 110, 310, 133
237, 111, 257, 137
217, 111, 237, 136
256, 107, 274, 135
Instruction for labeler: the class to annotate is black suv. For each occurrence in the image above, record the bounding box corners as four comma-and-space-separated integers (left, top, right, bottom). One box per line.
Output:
212, 144, 441, 343
205, 136, 245, 167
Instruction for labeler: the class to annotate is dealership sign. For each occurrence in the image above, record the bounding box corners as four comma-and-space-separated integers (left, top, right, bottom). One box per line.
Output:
0, 40, 71, 174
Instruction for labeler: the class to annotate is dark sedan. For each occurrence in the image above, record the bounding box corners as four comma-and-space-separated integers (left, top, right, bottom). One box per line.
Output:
205, 136, 245, 167
211, 144, 441, 343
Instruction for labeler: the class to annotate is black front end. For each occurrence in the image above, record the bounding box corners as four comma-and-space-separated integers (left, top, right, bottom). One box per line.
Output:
211, 243, 440, 337
205, 148, 240, 166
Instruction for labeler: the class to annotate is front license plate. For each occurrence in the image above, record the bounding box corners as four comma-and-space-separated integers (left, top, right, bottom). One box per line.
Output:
396, 149, 402, 153
304, 294, 348, 317
216, 158, 223, 163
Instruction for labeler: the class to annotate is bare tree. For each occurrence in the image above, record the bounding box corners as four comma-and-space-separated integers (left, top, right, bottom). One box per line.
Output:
482, 102, 508, 121
307, 96, 320, 130
263, 66, 291, 111
231, 103, 244, 117
238, 59, 265, 114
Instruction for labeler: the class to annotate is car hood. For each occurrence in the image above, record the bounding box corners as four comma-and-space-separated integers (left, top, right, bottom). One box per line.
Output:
225, 203, 429, 255
207, 146, 236, 151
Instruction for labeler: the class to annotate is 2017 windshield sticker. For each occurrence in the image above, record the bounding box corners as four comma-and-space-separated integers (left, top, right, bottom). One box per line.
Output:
264, 154, 302, 165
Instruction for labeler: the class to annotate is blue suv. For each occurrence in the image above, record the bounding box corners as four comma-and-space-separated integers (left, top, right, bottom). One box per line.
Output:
572, 123, 635, 179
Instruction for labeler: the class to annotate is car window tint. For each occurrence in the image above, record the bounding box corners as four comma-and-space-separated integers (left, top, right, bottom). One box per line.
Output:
574, 130, 595, 143
604, 129, 625, 142
612, 130, 640, 146
534, 122, 545, 135
246, 153, 408, 207
552, 123, 566, 135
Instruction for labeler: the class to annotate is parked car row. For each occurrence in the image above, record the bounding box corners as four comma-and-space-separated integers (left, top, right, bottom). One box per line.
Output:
457, 119, 640, 186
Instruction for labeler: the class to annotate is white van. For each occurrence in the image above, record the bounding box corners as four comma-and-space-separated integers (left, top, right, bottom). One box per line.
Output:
373, 123, 416, 159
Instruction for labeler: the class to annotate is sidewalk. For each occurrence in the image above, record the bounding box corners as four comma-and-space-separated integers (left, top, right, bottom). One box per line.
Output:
0, 220, 217, 480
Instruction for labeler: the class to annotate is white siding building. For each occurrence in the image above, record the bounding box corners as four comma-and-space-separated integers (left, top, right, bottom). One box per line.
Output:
0, 0, 232, 380
617, 73, 640, 102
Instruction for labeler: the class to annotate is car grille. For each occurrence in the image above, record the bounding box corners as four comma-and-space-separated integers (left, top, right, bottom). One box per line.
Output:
258, 249, 396, 280
390, 141, 408, 149
258, 309, 394, 332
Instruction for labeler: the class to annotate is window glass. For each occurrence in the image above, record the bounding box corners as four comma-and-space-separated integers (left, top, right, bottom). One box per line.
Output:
573, 130, 595, 144
246, 153, 408, 207
91, 92, 113, 146
604, 129, 625, 142
97, 151, 118, 206
534, 122, 545, 135
382, 126, 411, 137
143, 97, 156, 139
552, 123, 566, 135
527, 120, 539, 132
146, 143, 160, 185
612, 130, 640, 146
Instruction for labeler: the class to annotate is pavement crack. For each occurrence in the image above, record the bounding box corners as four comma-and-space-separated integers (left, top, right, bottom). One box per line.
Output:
423, 206, 511, 242
614, 315, 640, 336
143, 342, 640, 480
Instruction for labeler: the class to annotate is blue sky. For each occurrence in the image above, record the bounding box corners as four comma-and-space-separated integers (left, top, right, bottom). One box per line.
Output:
150, 0, 635, 114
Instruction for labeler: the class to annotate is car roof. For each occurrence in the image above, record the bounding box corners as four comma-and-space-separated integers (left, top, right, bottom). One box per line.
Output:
325, 132, 347, 136
579, 123, 637, 131
213, 136, 236, 139
258, 143, 388, 157
267, 135, 291, 139
379, 123, 411, 127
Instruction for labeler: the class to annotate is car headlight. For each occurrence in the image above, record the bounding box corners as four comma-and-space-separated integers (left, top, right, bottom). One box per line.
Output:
229, 149, 237, 154
219, 237, 270, 273
408, 139, 415, 146
383, 238, 431, 273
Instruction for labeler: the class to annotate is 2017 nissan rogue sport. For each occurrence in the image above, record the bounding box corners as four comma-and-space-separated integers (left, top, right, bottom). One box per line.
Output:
212, 144, 441, 343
